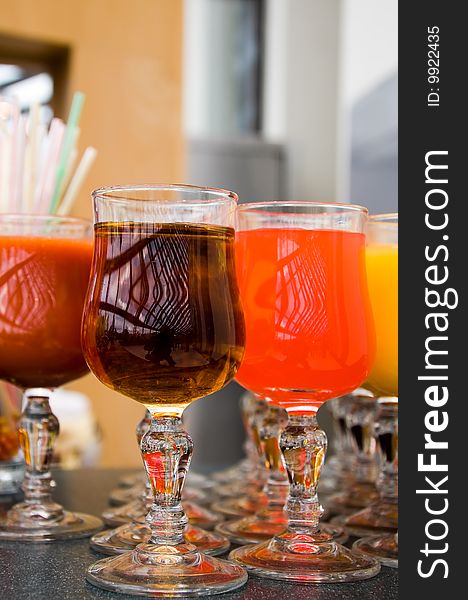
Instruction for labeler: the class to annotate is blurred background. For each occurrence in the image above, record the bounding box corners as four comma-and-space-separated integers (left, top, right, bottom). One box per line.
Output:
0, 0, 397, 471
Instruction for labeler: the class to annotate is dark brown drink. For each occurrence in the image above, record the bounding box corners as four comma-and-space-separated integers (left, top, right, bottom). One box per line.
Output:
82, 222, 245, 413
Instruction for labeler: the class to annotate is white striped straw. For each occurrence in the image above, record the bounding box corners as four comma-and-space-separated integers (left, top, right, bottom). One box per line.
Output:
23, 103, 40, 212
57, 146, 97, 215
34, 118, 65, 213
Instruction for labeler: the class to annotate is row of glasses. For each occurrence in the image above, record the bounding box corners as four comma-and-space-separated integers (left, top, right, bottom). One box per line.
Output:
216, 400, 290, 543
327, 388, 379, 515
318, 396, 356, 496
211, 393, 268, 517
0, 189, 395, 595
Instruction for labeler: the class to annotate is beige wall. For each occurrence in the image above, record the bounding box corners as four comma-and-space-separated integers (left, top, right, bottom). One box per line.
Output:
0, 0, 184, 467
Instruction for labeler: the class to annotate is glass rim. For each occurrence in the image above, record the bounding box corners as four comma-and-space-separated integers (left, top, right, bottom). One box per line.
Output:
92, 183, 239, 205
0, 213, 91, 227
369, 212, 398, 223
236, 201, 368, 216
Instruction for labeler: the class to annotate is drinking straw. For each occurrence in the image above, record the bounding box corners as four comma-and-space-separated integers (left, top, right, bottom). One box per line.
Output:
34, 118, 65, 214
40, 118, 66, 213
0, 131, 11, 212
49, 91, 85, 213
8, 103, 20, 212
57, 146, 97, 216
23, 103, 40, 212
12, 116, 26, 212
55, 127, 80, 204
0, 98, 18, 212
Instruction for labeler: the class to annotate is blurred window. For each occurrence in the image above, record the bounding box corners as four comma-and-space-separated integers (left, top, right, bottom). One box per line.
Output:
0, 64, 53, 120
184, 0, 264, 136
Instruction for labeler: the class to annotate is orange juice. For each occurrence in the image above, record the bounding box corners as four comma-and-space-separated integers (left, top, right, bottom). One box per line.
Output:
365, 243, 398, 396
235, 228, 375, 412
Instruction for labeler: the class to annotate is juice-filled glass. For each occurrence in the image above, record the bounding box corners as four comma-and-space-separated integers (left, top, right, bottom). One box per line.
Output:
81, 185, 247, 597
365, 216, 398, 397
0, 214, 101, 541
352, 213, 399, 567
230, 201, 380, 582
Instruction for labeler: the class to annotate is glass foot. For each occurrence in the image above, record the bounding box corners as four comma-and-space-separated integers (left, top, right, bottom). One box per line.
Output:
103, 498, 147, 527
110, 484, 207, 507
183, 501, 223, 530
103, 499, 223, 530
211, 494, 264, 518
218, 518, 343, 546
216, 481, 262, 499
230, 533, 380, 583
327, 482, 378, 514
91, 522, 230, 556
353, 533, 398, 568
87, 544, 247, 597
118, 473, 144, 488
186, 471, 217, 491
109, 484, 145, 506
332, 502, 398, 537
212, 458, 251, 483
0, 509, 102, 542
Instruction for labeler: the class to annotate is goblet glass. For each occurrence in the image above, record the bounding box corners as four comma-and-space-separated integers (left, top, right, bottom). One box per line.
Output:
229, 202, 380, 582
0, 215, 102, 541
352, 213, 398, 567
82, 185, 247, 596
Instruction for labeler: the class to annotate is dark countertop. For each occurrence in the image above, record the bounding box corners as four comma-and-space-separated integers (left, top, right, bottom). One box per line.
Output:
0, 469, 398, 600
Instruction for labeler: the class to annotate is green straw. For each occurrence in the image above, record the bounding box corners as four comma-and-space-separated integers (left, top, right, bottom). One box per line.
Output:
49, 91, 85, 213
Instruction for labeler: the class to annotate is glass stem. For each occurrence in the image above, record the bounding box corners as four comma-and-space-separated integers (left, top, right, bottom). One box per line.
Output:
257, 404, 288, 517
375, 399, 398, 504
280, 414, 326, 535
17, 388, 63, 519
348, 396, 378, 486
141, 415, 193, 546
136, 410, 154, 504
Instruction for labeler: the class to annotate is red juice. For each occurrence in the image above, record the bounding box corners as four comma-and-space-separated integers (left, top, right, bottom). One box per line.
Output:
0, 236, 93, 388
235, 228, 375, 412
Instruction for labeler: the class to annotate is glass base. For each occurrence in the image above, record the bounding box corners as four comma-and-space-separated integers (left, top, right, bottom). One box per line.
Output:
332, 502, 398, 537
118, 471, 215, 491
327, 482, 378, 514
211, 494, 264, 518
229, 533, 380, 583
118, 473, 145, 488
87, 543, 247, 597
212, 458, 251, 483
216, 481, 262, 499
183, 501, 223, 530
353, 534, 398, 568
186, 471, 216, 491
103, 499, 222, 530
109, 484, 144, 506
91, 522, 230, 556
217, 516, 342, 546
110, 485, 207, 507
0, 509, 102, 542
